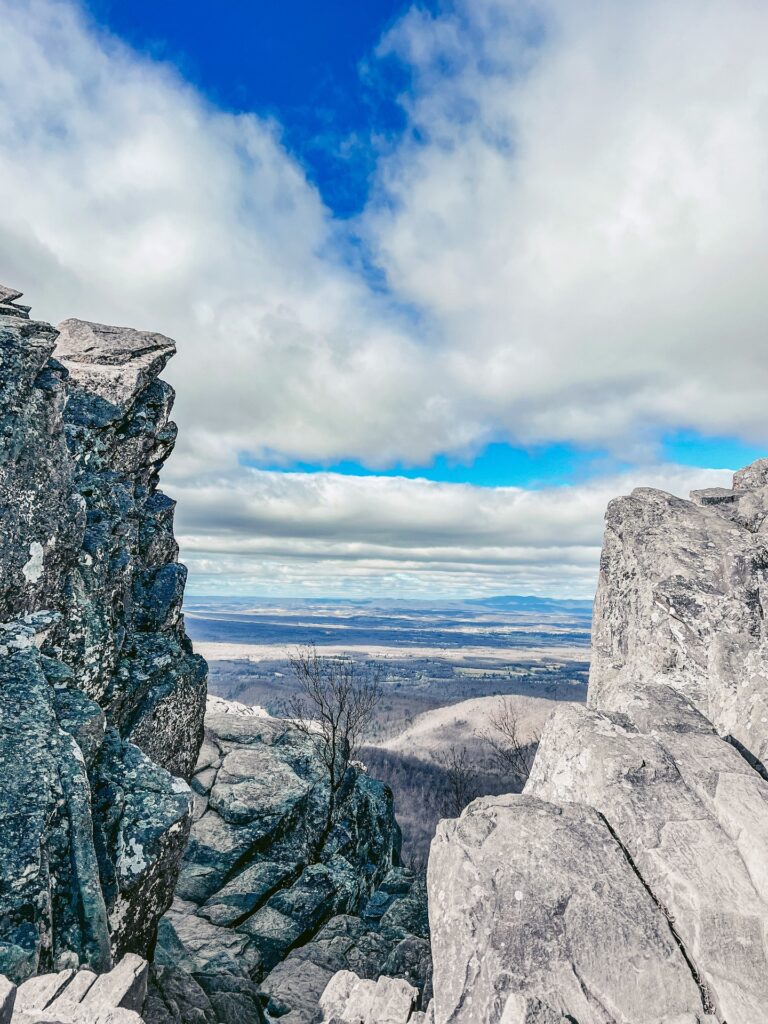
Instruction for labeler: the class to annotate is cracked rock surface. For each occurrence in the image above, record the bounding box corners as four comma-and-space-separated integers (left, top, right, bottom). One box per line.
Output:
0, 288, 206, 983
426, 461, 768, 1024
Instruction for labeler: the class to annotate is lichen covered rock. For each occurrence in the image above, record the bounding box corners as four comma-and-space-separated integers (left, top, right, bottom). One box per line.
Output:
149, 700, 429, 1024
0, 288, 206, 982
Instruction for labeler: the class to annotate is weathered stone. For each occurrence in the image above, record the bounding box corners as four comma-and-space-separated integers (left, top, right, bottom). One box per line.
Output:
0, 286, 206, 980
7, 957, 149, 1024
55, 321, 176, 426
154, 901, 258, 977
425, 459, 768, 1024
46, 972, 98, 1014
0, 977, 15, 1024
153, 700, 428, 1024
81, 955, 147, 1014
366, 975, 418, 1023
319, 971, 359, 1020
341, 977, 376, 1023
428, 793, 714, 1024
527, 691, 768, 1023
589, 470, 768, 773
15, 972, 75, 1014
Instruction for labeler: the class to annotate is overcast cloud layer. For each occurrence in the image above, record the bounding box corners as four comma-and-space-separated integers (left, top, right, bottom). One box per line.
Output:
0, 0, 765, 596
175, 464, 732, 598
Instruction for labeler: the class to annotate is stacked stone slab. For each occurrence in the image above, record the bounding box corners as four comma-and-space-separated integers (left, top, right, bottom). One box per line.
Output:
427, 461, 768, 1024
0, 288, 206, 983
0, 953, 148, 1024
147, 699, 430, 1024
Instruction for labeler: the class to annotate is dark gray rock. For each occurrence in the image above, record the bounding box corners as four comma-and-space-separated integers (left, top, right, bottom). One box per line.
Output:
0, 287, 206, 983
151, 701, 429, 1024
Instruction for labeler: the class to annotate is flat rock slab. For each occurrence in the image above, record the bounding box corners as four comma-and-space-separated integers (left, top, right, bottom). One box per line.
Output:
4, 958, 148, 1024
527, 692, 768, 1024
427, 793, 713, 1024
55, 320, 176, 423
81, 955, 147, 1014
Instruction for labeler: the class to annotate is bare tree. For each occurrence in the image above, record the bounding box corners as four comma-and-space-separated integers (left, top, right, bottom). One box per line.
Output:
284, 645, 382, 838
433, 744, 479, 819
480, 697, 538, 785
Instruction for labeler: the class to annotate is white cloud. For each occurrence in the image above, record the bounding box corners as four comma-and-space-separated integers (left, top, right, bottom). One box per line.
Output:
368, 0, 768, 450
0, 0, 765, 596
174, 464, 732, 597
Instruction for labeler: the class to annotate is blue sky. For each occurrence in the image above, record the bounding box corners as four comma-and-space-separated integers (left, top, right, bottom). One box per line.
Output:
2, 0, 767, 596
85, 0, 416, 218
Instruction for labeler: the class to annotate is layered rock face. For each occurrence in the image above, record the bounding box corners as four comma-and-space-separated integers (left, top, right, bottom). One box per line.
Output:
590, 468, 768, 772
0, 289, 207, 983
148, 699, 430, 1024
427, 463, 768, 1024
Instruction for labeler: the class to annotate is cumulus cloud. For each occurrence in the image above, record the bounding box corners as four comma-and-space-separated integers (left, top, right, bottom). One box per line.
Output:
0, 0, 458, 473
0, 0, 765, 595
174, 464, 731, 597
3, 0, 768, 473
370, 0, 768, 450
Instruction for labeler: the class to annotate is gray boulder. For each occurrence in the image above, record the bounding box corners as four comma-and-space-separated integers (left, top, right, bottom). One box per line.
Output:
319, 970, 419, 1023
527, 689, 768, 1022
428, 793, 713, 1024
589, 469, 768, 773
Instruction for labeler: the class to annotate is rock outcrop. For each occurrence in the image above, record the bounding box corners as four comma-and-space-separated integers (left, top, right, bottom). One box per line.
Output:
0, 289, 206, 983
589, 468, 768, 774
147, 698, 430, 1024
427, 461, 768, 1024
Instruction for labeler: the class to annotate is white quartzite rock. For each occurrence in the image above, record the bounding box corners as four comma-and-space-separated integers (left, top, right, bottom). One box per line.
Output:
428, 793, 713, 1024
0, 977, 15, 1024
425, 461, 768, 1024
527, 689, 768, 1022
319, 970, 419, 1023
1, 956, 148, 1023
590, 468, 768, 771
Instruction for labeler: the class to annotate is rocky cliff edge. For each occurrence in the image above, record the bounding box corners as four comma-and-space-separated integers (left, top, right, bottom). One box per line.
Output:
0, 287, 207, 983
427, 461, 768, 1024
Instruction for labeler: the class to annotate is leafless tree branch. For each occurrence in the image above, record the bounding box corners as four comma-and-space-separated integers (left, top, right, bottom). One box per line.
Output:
283, 645, 383, 840
479, 697, 538, 784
